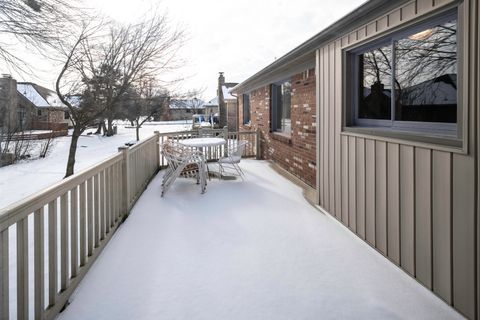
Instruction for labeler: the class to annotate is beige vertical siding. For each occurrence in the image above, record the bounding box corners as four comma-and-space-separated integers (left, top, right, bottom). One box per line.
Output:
317, 0, 479, 318
375, 141, 387, 254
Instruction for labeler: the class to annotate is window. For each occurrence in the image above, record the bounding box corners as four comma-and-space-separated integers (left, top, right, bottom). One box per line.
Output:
37, 109, 42, 116
271, 80, 291, 135
17, 107, 26, 130
64, 111, 70, 119
350, 12, 458, 136
243, 94, 250, 124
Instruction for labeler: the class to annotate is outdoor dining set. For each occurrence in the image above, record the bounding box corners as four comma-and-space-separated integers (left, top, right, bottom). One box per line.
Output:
160, 136, 248, 196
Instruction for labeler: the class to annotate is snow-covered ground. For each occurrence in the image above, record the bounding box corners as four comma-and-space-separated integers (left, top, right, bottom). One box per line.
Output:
0, 121, 191, 209
59, 160, 462, 320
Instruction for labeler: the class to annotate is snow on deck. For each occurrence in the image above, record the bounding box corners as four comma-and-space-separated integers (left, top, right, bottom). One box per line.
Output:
59, 160, 462, 320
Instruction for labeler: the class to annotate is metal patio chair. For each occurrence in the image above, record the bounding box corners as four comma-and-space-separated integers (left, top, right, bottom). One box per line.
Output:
218, 140, 248, 180
161, 141, 207, 196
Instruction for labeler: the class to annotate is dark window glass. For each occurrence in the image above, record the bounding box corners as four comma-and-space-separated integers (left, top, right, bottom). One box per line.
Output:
281, 82, 291, 133
271, 81, 292, 134
243, 94, 250, 124
64, 111, 70, 119
37, 109, 42, 116
353, 13, 457, 129
358, 44, 392, 120
395, 19, 457, 123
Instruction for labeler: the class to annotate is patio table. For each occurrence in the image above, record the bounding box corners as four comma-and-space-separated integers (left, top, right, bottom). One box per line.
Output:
178, 137, 226, 178
178, 137, 226, 148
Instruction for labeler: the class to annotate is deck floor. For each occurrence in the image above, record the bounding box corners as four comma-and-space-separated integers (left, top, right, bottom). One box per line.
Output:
59, 160, 463, 320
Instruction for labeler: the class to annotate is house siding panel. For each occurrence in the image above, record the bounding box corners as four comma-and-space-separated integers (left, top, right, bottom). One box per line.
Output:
314, 0, 479, 318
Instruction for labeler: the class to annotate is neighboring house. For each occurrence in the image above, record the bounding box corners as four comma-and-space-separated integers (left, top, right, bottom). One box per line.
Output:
168, 98, 205, 121
232, 1, 480, 319
0, 75, 71, 131
17, 82, 71, 128
203, 96, 219, 117
216, 73, 238, 130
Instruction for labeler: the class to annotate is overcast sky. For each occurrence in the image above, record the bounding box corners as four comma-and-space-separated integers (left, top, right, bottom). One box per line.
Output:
5, 0, 366, 100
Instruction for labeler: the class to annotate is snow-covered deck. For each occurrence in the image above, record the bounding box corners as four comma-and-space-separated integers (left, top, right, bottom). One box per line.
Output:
58, 160, 462, 320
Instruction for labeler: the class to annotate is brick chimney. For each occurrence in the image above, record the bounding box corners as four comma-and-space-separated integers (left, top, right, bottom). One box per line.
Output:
0, 75, 18, 131
218, 72, 226, 128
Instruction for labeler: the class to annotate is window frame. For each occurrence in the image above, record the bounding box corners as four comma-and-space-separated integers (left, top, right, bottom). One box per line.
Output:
348, 9, 459, 139
270, 79, 292, 136
242, 94, 251, 125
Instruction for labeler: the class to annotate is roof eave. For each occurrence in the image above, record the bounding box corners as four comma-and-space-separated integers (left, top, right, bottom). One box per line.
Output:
232, 0, 410, 93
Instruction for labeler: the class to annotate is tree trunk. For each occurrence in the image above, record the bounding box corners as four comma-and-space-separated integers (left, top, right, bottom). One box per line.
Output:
65, 128, 81, 178
136, 125, 140, 141
106, 117, 114, 136
130, 120, 134, 126
95, 121, 103, 134
101, 121, 107, 135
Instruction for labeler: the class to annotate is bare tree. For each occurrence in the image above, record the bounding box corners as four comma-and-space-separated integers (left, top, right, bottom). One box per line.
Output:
0, 0, 81, 73
56, 11, 185, 177
123, 76, 170, 141
90, 13, 185, 136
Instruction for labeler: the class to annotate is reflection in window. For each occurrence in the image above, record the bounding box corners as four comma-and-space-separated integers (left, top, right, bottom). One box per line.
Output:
243, 94, 250, 124
271, 81, 291, 135
395, 19, 457, 122
353, 15, 457, 126
359, 45, 392, 119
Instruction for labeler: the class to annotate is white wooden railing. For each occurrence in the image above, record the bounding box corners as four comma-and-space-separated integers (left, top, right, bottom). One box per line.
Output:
0, 128, 259, 320
0, 132, 160, 320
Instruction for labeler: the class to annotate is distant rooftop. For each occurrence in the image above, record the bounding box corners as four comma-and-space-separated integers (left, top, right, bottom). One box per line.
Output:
169, 98, 205, 109
17, 82, 65, 108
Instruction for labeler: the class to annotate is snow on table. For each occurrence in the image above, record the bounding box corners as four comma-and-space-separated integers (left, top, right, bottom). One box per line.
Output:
58, 160, 462, 320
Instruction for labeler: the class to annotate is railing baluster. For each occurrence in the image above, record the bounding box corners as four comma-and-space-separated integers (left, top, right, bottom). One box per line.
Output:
16, 218, 28, 319
94, 174, 99, 247
34, 207, 44, 320
79, 182, 86, 267
112, 164, 117, 222
105, 168, 111, 234
60, 193, 68, 291
100, 170, 106, 240
115, 162, 119, 222
118, 162, 123, 218
0, 228, 8, 319
87, 178, 93, 256
109, 166, 114, 227
70, 187, 78, 278
48, 199, 57, 307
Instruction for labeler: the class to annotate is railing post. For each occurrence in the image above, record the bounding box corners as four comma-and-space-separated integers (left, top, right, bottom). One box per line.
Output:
223, 126, 228, 157
118, 146, 131, 216
154, 131, 160, 169
0, 230, 8, 319
256, 128, 261, 160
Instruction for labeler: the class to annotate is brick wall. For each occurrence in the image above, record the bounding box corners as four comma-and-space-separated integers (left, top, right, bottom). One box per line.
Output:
238, 68, 316, 187
226, 100, 238, 131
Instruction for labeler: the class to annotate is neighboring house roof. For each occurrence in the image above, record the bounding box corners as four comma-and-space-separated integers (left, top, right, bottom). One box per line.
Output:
204, 96, 219, 107
206, 83, 239, 105
169, 99, 205, 109
401, 74, 457, 106
232, 0, 410, 94
222, 85, 237, 100
17, 82, 66, 109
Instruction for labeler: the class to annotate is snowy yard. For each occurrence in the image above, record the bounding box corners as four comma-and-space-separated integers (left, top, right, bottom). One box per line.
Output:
58, 160, 462, 320
0, 121, 191, 209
